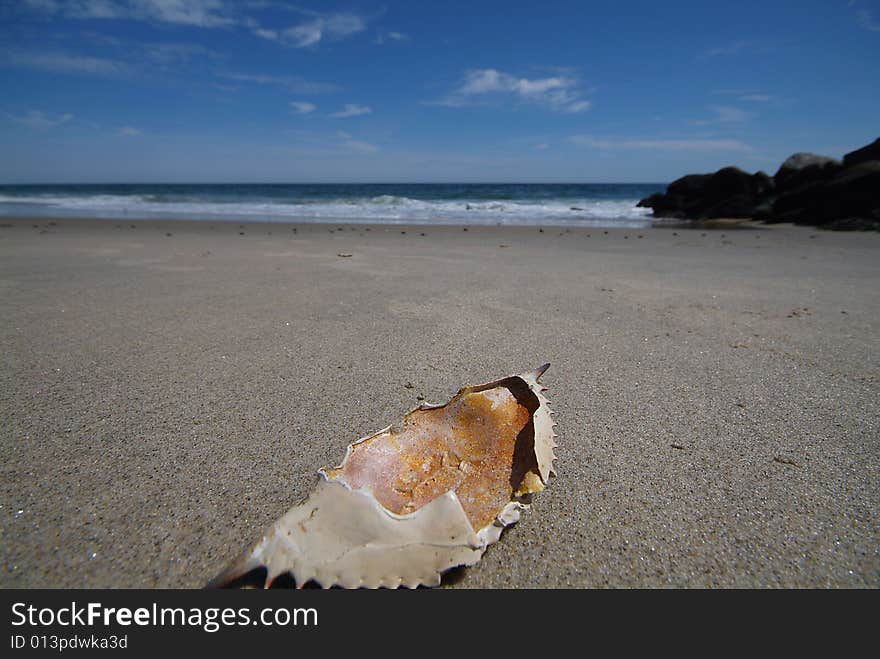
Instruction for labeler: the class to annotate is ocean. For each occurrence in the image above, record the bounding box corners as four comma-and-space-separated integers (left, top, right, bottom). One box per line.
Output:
0, 183, 663, 228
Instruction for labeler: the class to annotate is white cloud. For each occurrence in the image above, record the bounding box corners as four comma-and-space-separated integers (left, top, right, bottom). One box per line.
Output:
330, 104, 372, 118
375, 30, 409, 45
219, 72, 340, 94
26, 0, 235, 27
334, 131, 378, 152
251, 12, 367, 47
535, 143, 550, 150
709, 105, 751, 122
692, 105, 753, 125
290, 101, 316, 114
564, 100, 592, 113
342, 138, 379, 153
252, 27, 278, 40
117, 125, 141, 136
22, 0, 60, 11
144, 42, 214, 65
134, 0, 233, 27
66, 0, 125, 19
738, 94, 773, 102
857, 9, 880, 31
286, 129, 379, 155
702, 41, 751, 58
570, 135, 753, 152
10, 110, 74, 130
2, 50, 126, 76
441, 68, 591, 113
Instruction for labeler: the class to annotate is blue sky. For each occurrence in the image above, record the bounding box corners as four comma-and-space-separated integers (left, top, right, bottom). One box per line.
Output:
1, 0, 878, 183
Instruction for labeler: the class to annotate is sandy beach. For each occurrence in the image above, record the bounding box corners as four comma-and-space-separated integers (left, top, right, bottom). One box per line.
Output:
1, 216, 877, 588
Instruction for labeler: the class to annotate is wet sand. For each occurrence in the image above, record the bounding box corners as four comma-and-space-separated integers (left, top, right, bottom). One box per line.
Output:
1, 216, 878, 588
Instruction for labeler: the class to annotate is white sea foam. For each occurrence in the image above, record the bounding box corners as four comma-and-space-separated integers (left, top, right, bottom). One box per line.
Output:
0, 193, 653, 227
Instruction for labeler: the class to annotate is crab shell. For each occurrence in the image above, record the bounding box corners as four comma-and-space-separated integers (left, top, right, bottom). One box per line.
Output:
208, 364, 556, 589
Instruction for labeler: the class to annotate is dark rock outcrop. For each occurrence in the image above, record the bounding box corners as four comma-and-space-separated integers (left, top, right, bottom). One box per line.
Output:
636, 167, 773, 219
842, 137, 880, 168
771, 161, 880, 229
637, 136, 880, 230
773, 153, 842, 194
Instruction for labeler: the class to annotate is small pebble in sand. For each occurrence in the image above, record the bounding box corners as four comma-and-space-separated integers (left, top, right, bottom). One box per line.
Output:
463, 227, 468, 231
624, 235, 629, 239
401, 231, 406, 234
239, 231, 245, 236
165, 232, 172, 237
539, 228, 544, 233
672, 232, 678, 236
337, 253, 353, 258
420, 232, 426, 236
604, 231, 608, 235
638, 235, 643, 238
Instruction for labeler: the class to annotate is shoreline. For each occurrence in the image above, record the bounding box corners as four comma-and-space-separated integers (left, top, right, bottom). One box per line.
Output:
1, 215, 878, 587
0, 213, 811, 234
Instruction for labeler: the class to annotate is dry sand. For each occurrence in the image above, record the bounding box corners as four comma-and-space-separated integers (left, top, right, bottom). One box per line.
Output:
1, 216, 877, 588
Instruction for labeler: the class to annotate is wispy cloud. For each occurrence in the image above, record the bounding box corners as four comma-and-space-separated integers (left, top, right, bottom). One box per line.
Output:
24, 0, 235, 27
117, 125, 142, 136
691, 105, 753, 125
22, 0, 60, 11
290, 101, 316, 114
336, 131, 379, 153
711, 89, 776, 103
218, 72, 340, 94
286, 129, 379, 155
330, 104, 372, 118
375, 30, 409, 45
438, 68, 592, 113
9, 110, 74, 130
701, 41, 752, 58
143, 42, 216, 66
570, 135, 753, 152
2, 50, 127, 76
135, 0, 234, 27
250, 12, 368, 47
857, 9, 880, 31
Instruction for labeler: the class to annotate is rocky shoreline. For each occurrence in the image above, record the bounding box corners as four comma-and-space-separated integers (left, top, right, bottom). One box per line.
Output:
638, 137, 880, 230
